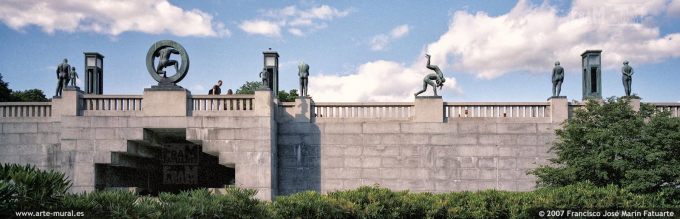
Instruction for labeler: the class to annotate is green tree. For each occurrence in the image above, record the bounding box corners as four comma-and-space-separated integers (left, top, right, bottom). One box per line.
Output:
235, 81, 263, 94
278, 89, 299, 102
11, 89, 48, 102
0, 73, 14, 102
530, 97, 680, 196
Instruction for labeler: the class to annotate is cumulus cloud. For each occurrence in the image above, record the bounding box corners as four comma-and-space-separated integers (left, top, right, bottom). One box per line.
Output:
239, 5, 350, 37
426, 0, 680, 79
370, 24, 411, 51
239, 20, 281, 37
669, 0, 680, 17
309, 59, 460, 102
0, 0, 230, 37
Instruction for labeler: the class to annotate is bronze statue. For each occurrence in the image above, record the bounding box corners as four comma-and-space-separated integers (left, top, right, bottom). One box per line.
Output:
552, 61, 564, 97
622, 60, 633, 96
55, 58, 70, 97
259, 67, 269, 89
69, 67, 78, 87
298, 61, 309, 97
155, 47, 180, 78
414, 54, 445, 96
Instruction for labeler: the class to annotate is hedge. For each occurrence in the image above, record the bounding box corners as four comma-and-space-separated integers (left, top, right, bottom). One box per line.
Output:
1, 164, 677, 218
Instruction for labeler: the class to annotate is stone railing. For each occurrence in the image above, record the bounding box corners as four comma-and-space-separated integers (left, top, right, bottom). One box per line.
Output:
444, 102, 550, 118
312, 102, 413, 120
651, 103, 680, 117
82, 95, 143, 111
191, 95, 254, 111
0, 102, 52, 118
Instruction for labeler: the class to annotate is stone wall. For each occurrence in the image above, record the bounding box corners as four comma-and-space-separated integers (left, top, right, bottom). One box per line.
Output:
0, 117, 60, 170
276, 119, 558, 195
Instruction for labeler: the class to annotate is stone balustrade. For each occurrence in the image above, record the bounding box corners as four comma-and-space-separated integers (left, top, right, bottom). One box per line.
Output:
82, 95, 143, 111
652, 103, 680, 117
445, 102, 550, 118
0, 102, 52, 117
312, 102, 413, 120
191, 95, 254, 111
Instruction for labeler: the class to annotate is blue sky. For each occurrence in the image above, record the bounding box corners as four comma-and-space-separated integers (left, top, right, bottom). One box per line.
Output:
0, 0, 678, 102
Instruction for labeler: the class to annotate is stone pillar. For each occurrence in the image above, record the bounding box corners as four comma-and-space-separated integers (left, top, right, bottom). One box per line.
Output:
548, 96, 568, 123
142, 87, 189, 116
254, 89, 273, 116
627, 97, 641, 112
51, 87, 83, 120
414, 96, 443, 122
293, 96, 312, 123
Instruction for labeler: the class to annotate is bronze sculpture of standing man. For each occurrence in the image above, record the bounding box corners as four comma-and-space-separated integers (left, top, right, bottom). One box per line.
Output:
621, 61, 634, 96
55, 58, 70, 97
414, 54, 445, 96
552, 61, 564, 97
298, 61, 309, 97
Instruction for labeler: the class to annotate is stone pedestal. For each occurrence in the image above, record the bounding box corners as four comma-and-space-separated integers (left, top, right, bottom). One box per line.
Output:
254, 89, 273, 117
414, 96, 443, 123
293, 97, 312, 123
626, 96, 641, 112
52, 87, 83, 119
548, 96, 568, 124
143, 87, 189, 116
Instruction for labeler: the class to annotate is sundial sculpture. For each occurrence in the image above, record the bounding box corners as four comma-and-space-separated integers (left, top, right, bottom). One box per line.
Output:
146, 40, 190, 87
414, 54, 445, 97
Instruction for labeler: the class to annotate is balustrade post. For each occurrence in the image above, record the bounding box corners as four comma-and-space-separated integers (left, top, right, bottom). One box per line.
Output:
51, 87, 83, 119
414, 96, 444, 122
549, 96, 568, 123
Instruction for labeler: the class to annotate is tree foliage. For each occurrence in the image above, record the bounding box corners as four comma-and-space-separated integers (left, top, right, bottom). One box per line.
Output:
235, 81, 263, 94
235, 81, 299, 102
531, 97, 680, 197
11, 89, 48, 102
278, 89, 299, 102
0, 73, 48, 102
0, 73, 13, 102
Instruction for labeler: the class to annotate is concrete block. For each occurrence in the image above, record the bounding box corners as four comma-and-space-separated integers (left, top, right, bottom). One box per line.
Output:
536, 123, 557, 134
477, 135, 497, 145
95, 139, 126, 152
321, 134, 362, 145
498, 181, 518, 191
61, 128, 94, 140
537, 134, 556, 146
363, 146, 399, 156
363, 123, 400, 133
517, 146, 537, 157
414, 96, 443, 123
60, 116, 91, 128
498, 158, 517, 169
457, 157, 477, 168
115, 128, 144, 140
479, 169, 497, 180
497, 123, 536, 134
460, 169, 479, 179
95, 128, 115, 140
497, 135, 518, 145
322, 157, 344, 168
37, 122, 60, 133
320, 145, 344, 156
361, 157, 381, 168
344, 146, 362, 156
344, 157, 362, 167
498, 170, 521, 180
91, 117, 124, 128
478, 157, 496, 168
361, 168, 379, 178
549, 97, 568, 123
400, 123, 454, 134
321, 123, 362, 134
2, 123, 37, 133
517, 158, 539, 169
516, 135, 538, 145
458, 123, 496, 134
142, 89, 189, 116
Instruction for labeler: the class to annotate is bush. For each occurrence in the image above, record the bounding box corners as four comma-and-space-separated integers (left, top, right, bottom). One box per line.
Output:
0, 163, 71, 216
272, 191, 354, 219
531, 97, 680, 200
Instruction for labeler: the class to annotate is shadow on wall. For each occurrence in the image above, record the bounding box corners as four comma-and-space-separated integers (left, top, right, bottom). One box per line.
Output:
276, 100, 321, 195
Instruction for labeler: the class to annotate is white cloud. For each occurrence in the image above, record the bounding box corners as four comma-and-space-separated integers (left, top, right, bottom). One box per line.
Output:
669, 0, 680, 17
239, 20, 281, 37
309, 59, 460, 102
426, 0, 680, 79
0, 0, 230, 37
239, 5, 350, 37
370, 24, 411, 51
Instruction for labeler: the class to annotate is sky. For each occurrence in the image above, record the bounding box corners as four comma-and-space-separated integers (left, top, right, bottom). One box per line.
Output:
0, 0, 679, 102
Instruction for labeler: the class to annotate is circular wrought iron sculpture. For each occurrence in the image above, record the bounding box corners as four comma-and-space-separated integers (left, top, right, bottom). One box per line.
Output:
146, 40, 190, 86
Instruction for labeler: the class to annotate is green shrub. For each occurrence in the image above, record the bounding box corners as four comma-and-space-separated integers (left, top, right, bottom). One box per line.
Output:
0, 163, 71, 216
273, 191, 354, 219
